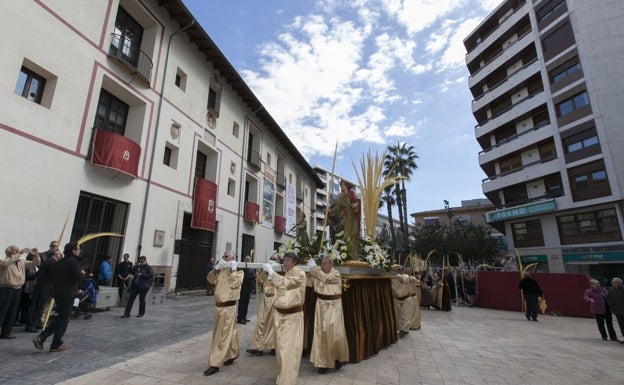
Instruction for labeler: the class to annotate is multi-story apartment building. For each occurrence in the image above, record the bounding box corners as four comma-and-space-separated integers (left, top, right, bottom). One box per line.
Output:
464, 0, 624, 279
0, 0, 322, 291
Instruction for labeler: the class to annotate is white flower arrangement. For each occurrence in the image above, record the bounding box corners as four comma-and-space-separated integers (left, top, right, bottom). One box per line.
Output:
319, 236, 352, 265
275, 238, 303, 258
360, 235, 392, 271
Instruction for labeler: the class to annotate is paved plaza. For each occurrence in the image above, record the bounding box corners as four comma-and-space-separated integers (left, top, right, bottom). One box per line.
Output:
1, 292, 623, 385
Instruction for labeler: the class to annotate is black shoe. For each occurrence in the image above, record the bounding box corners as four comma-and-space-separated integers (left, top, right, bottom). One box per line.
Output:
136, 314, 144, 318
120, 315, 130, 318
246, 349, 263, 356
318, 368, 328, 374
602, 337, 608, 341
398, 330, 408, 338
25, 328, 37, 333
224, 356, 238, 366
526, 316, 531, 321
532, 318, 538, 322
203, 366, 219, 376
33, 336, 44, 350
268, 349, 276, 356
245, 318, 250, 322
611, 338, 619, 342
335, 360, 343, 371
237, 320, 246, 324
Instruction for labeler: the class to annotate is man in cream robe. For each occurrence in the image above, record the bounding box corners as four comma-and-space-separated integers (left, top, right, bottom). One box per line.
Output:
203, 251, 244, 376
405, 267, 422, 330
308, 257, 349, 374
263, 252, 306, 385
391, 268, 412, 338
246, 255, 278, 356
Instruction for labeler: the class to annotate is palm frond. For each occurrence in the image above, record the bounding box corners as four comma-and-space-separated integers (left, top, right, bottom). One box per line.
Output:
353, 150, 403, 239
76, 232, 124, 246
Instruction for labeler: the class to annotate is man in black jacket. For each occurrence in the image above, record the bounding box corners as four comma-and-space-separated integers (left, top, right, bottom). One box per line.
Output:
25, 248, 62, 332
518, 272, 543, 321
121, 256, 154, 318
33, 242, 82, 353
237, 255, 255, 324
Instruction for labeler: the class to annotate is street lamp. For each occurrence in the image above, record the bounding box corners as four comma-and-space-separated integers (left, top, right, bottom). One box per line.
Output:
443, 200, 453, 226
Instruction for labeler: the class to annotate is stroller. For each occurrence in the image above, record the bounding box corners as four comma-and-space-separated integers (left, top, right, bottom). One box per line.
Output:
71, 273, 100, 320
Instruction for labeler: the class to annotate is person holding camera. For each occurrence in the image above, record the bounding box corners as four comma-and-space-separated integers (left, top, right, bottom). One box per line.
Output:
1, 245, 41, 339
120, 256, 153, 318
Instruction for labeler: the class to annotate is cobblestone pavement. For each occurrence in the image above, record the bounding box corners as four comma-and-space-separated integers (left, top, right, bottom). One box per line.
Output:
2, 293, 624, 385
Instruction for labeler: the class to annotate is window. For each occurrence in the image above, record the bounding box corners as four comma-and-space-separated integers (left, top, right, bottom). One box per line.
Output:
557, 209, 622, 244
195, 151, 207, 179
227, 179, 236, 197
499, 154, 522, 175
550, 57, 581, 84
544, 173, 564, 197
537, 0, 567, 23
266, 153, 271, 167
503, 185, 528, 207
163, 144, 178, 169
94, 89, 129, 135
556, 92, 589, 117
541, 21, 575, 61
110, 7, 143, 67
512, 220, 544, 247
15, 67, 46, 103
175, 67, 187, 91
163, 147, 172, 166
207, 76, 222, 116
568, 160, 611, 201
564, 129, 598, 154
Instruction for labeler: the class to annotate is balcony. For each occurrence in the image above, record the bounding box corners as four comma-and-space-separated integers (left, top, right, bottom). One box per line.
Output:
90, 128, 141, 178
475, 90, 547, 138
244, 201, 260, 223
482, 154, 560, 194
247, 150, 262, 170
276, 173, 286, 189
108, 33, 152, 86
471, 58, 539, 110
466, 1, 529, 64
478, 121, 551, 165
469, 30, 534, 85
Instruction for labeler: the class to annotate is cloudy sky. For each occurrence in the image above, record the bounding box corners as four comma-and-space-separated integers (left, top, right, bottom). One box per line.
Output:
181, 0, 502, 215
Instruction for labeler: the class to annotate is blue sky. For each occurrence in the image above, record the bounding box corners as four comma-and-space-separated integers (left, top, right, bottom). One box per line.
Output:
181, 0, 501, 215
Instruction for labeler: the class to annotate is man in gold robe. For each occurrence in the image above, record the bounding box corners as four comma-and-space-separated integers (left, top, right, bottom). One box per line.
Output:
246, 255, 278, 356
263, 252, 306, 385
405, 267, 422, 331
391, 267, 412, 338
307, 256, 349, 374
203, 251, 244, 376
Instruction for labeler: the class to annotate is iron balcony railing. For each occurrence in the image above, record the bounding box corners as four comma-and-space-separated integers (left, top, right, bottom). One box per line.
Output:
108, 33, 153, 86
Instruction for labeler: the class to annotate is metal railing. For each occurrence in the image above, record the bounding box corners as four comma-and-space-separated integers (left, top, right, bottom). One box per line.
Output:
108, 33, 153, 85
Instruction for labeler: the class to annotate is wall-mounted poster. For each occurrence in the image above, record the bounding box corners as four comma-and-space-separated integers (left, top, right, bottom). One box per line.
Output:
261, 168, 276, 228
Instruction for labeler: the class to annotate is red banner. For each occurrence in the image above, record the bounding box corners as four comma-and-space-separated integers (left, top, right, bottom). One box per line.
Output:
192, 178, 218, 231
274, 215, 286, 233
245, 201, 260, 223
91, 128, 141, 177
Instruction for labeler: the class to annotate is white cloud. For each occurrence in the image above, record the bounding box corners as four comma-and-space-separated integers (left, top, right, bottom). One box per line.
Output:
437, 17, 483, 70
380, 0, 469, 36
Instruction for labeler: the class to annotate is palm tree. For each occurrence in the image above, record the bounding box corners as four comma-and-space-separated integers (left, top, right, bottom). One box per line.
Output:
384, 142, 419, 239
380, 187, 397, 253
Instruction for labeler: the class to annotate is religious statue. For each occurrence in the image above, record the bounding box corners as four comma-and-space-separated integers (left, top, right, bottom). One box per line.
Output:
328, 180, 361, 258
290, 210, 310, 247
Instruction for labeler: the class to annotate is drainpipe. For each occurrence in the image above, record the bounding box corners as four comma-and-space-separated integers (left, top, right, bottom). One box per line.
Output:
137, 19, 196, 258
235, 106, 263, 257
